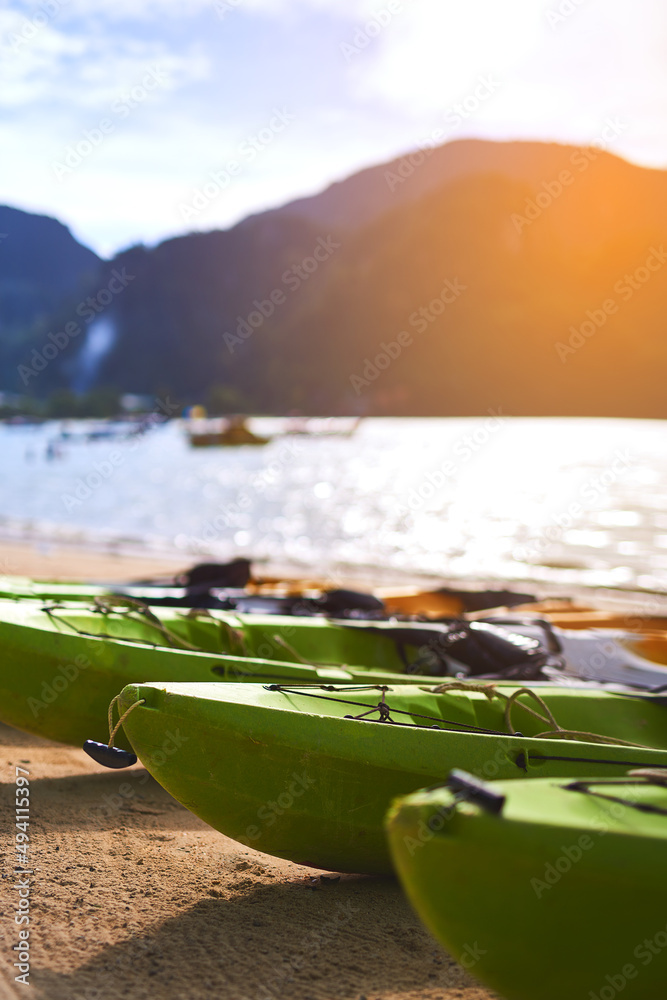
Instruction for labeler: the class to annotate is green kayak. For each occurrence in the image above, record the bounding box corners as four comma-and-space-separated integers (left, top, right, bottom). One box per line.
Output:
0, 598, 437, 668
115, 679, 667, 874
5, 592, 667, 689
4, 597, 667, 747
386, 769, 667, 1000
0, 577, 117, 602
0, 598, 456, 748
4, 592, 667, 678
0, 568, 535, 617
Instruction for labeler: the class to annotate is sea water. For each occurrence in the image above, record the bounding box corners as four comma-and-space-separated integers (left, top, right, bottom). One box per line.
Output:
1, 415, 666, 591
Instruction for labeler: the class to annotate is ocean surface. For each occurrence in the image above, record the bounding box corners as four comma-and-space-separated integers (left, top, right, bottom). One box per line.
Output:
1, 415, 666, 592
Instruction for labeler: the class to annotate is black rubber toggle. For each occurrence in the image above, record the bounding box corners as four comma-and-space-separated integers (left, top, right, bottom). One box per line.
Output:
83, 740, 137, 768
446, 768, 506, 815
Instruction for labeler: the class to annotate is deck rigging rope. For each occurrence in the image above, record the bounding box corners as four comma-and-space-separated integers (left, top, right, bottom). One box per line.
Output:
564, 770, 667, 815
429, 680, 653, 748
264, 684, 535, 737
525, 752, 667, 768
183, 607, 249, 655
264, 682, 654, 747
184, 608, 350, 667
42, 598, 204, 651
271, 634, 310, 663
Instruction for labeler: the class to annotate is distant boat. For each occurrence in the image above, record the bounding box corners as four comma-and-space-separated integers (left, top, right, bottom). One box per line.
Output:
56, 419, 144, 443
282, 416, 362, 438
186, 415, 270, 447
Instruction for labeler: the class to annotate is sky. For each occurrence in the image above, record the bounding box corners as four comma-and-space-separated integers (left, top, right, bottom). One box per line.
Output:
2, 0, 667, 258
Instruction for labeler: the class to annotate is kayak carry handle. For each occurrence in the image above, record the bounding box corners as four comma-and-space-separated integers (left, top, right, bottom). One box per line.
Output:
446, 769, 506, 815
83, 740, 137, 768
83, 695, 145, 768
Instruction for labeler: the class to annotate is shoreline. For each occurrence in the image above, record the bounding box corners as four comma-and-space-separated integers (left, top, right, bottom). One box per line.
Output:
0, 538, 190, 585
1, 536, 667, 618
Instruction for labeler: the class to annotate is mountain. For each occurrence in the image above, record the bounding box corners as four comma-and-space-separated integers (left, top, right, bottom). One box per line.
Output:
264, 136, 630, 230
262, 141, 667, 417
94, 213, 336, 404
3, 138, 667, 417
0, 206, 101, 392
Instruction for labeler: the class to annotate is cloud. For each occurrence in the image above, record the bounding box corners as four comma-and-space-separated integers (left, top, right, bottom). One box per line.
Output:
3, 0, 667, 258
55, 0, 216, 21
341, 0, 667, 165
349, 0, 547, 119
236, 0, 374, 16
11, 0, 373, 23
0, 6, 211, 110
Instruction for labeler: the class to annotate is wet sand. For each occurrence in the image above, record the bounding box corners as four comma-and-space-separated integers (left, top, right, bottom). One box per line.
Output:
0, 541, 492, 1000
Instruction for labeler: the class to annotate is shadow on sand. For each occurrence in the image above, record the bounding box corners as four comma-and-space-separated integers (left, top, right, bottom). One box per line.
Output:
30, 875, 473, 1000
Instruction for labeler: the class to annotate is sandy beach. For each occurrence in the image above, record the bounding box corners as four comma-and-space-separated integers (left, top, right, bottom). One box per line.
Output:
0, 539, 189, 587
0, 540, 492, 1000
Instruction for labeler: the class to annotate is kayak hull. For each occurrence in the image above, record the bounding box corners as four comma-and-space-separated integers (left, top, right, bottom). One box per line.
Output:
118, 680, 667, 874
386, 775, 667, 1000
